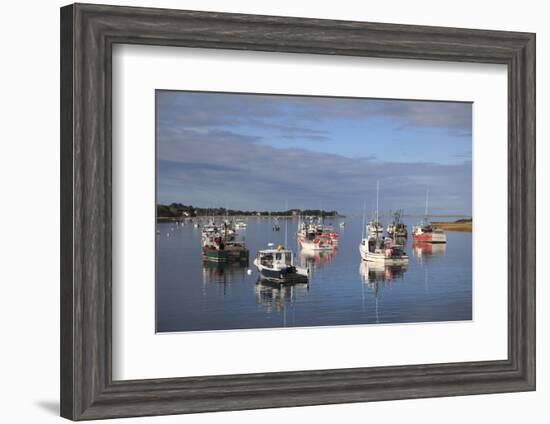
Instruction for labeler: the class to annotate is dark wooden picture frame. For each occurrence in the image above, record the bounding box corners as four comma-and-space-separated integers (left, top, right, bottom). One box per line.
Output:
60, 3, 536, 420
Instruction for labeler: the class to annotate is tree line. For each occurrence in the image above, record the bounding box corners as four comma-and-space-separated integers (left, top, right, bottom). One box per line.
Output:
157, 203, 340, 218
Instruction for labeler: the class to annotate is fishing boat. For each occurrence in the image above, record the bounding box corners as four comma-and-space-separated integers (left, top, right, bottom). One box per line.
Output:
317, 225, 339, 246
359, 236, 409, 264
367, 181, 384, 236
366, 220, 384, 236
296, 218, 316, 240
202, 222, 248, 263
253, 245, 309, 283
220, 219, 236, 237
202, 237, 249, 263
412, 190, 447, 244
297, 217, 339, 245
412, 224, 447, 243
296, 221, 311, 240
300, 237, 335, 251
235, 220, 247, 229
387, 209, 407, 238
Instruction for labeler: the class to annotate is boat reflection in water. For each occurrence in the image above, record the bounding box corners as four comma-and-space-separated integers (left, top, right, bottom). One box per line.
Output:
412, 241, 447, 259
359, 260, 408, 285
201, 260, 249, 292
359, 261, 408, 324
255, 277, 309, 314
298, 248, 337, 276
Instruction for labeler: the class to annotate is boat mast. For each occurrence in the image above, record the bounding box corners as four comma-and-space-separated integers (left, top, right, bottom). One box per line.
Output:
425, 189, 429, 222
284, 200, 288, 248
376, 180, 380, 223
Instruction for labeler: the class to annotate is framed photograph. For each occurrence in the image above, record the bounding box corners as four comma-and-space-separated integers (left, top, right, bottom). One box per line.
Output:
60, 3, 535, 420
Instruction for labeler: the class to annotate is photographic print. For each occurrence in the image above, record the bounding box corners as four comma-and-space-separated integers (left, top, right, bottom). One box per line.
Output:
156, 90, 472, 333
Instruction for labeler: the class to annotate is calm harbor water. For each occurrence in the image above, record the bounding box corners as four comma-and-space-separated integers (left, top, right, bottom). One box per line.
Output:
156, 216, 472, 332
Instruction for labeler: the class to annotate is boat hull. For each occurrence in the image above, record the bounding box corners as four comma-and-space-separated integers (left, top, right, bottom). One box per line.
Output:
259, 268, 308, 283
412, 232, 447, 243
203, 248, 249, 263
253, 258, 308, 283
359, 245, 409, 264
203, 249, 228, 263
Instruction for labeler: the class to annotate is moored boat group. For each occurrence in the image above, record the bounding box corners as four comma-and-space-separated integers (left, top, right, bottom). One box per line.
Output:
358, 184, 447, 266
163, 183, 452, 288
197, 214, 339, 285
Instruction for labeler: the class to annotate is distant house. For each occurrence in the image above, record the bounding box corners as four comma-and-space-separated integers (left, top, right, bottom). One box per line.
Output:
182, 211, 190, 217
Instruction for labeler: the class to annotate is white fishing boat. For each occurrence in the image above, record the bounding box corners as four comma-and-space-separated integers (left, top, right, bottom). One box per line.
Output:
297, 217, 339, 245
235, 220, 247, 229
253, 245, 309, 283
296, 221, 313, 240
367, 221, 384, 236
359, 236, 409, 264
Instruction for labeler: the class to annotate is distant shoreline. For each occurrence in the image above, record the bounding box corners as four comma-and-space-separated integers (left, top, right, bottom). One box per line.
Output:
431, 218, 472, 232
157, 214, 346, 223
157, 203, 343, 220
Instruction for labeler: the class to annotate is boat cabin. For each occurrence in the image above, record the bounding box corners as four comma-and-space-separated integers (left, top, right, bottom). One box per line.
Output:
362, 237, 406, 257
257, 248, 293, 269
414, 224, 444, 235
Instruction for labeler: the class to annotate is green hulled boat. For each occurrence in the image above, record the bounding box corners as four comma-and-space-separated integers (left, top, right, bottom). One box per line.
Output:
203, 247, 229, 263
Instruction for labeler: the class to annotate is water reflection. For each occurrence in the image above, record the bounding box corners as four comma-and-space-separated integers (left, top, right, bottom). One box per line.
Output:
255, 278, 309, 313
412, 242, 447, 259
298, 248, 337, 276
359, 261, 408, 285
358, 261, 409, 324
157, 216, 472, 332
201, 261, 249, 288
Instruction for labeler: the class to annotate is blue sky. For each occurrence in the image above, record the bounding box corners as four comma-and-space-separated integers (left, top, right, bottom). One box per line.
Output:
156, 91, 472, 216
